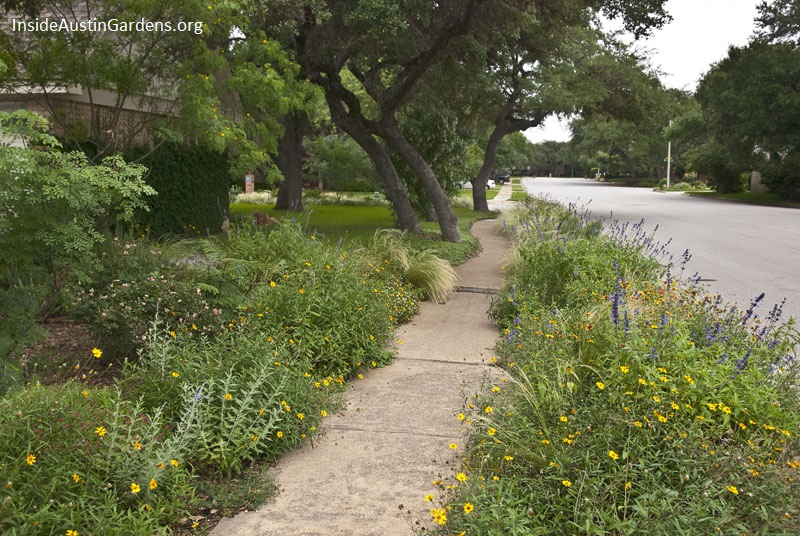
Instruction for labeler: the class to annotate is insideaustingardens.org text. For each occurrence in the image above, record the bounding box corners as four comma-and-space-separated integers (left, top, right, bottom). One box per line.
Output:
9, 17, 204, 35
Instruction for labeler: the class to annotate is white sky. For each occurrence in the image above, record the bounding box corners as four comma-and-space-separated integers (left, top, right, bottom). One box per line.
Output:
526, 0, 762, 143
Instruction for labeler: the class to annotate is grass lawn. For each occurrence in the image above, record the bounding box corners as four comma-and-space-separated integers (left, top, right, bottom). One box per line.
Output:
687, 190, 800, 208
229, 202, 498, 265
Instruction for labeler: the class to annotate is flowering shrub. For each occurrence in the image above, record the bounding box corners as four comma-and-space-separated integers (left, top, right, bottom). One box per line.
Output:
70, 272, 218, 359
2, 213, 441, 531
439, 199, 800, 534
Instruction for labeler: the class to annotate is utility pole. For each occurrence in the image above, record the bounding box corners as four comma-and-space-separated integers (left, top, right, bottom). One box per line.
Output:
666, 120, 672, 189
666, 139, 672, 189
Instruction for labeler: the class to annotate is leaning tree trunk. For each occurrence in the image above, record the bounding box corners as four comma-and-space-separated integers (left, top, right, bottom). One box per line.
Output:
275, 112, 307, 212
474, 113, 545, 212
378, 121, 460, 243
326, 97, 421, 234
473, 127, 505, 212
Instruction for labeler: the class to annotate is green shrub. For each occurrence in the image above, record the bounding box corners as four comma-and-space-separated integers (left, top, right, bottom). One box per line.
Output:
131, 142, 231, 237
65, 233, 220, 359
0, 111, 155, 371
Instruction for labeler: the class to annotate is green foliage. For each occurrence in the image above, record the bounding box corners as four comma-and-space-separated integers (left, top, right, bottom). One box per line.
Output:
197, 221, 420, 376
131, 142, 231, 236
127, 332, 322, 477
695, 42, 800, 199
759, 151, 800, 200
3, 203, 454, 530
439, 199, 800, 534
0, 113, 154, 280
0, 111, 155, 374
0, 383, 195, 535
304, 134, 379, 191
364, 229, 458, 303
686, 142, 747, 194
62, 231, 218, 359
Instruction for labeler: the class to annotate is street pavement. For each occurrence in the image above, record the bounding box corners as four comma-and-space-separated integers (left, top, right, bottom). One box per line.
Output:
523, 177, 800, 324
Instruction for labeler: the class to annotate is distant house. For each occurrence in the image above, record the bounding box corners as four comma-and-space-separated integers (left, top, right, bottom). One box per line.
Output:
0, 2, 179, 155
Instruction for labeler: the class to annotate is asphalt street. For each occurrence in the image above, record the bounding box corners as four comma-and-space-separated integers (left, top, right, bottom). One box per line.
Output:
522, 177, 800, 325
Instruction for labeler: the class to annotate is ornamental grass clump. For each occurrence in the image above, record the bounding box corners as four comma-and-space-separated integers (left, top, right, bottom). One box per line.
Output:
362, 229, 457, 303
440, 198, 800, 535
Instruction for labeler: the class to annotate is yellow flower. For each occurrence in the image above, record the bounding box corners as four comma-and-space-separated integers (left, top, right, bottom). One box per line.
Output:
270, 281, 276, 288
297, 413, 305, 420
94, 426, 107, 437
684, 374, 694, 384
149, 478, 158, 490
71, 473, 80, 483
130, 482, 141, 494
66, 530, 79, 536
559, 415, 568, 422
449, 443, 458, 450
620, 365, 630, 373
457, 413, 465, 421
484, 406, 493, 414
170, 459, 179, 467
504, 455, 514, 461
91, 348, 102, 359
608, 450, 619, 460
224, 393, 233, 400
321, 410, 328, 417
463, 502, 475, 514
456, 472, 468, 482
625, 481, 632, 491
171, 371, 179, 378
562, 480, 572, 487
277, 431, 284, 438
424, 494, 434, 502
727, 485, 739, 495
430, 507, 447, 525
26, 454, 36, 465
596, 381, 606, 390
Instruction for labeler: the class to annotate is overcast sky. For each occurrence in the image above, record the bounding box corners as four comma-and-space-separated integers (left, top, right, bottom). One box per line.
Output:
526, 0, 763, 143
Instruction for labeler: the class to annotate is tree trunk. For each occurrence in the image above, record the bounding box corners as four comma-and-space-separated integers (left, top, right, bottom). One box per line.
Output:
326, 97, 421, 233
275, 112, 307, 212
378, 121, 461, 242
473, 127, 505, 212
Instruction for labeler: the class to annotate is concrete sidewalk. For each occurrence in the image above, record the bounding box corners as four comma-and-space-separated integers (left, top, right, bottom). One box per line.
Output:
211, 192, 513, 536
